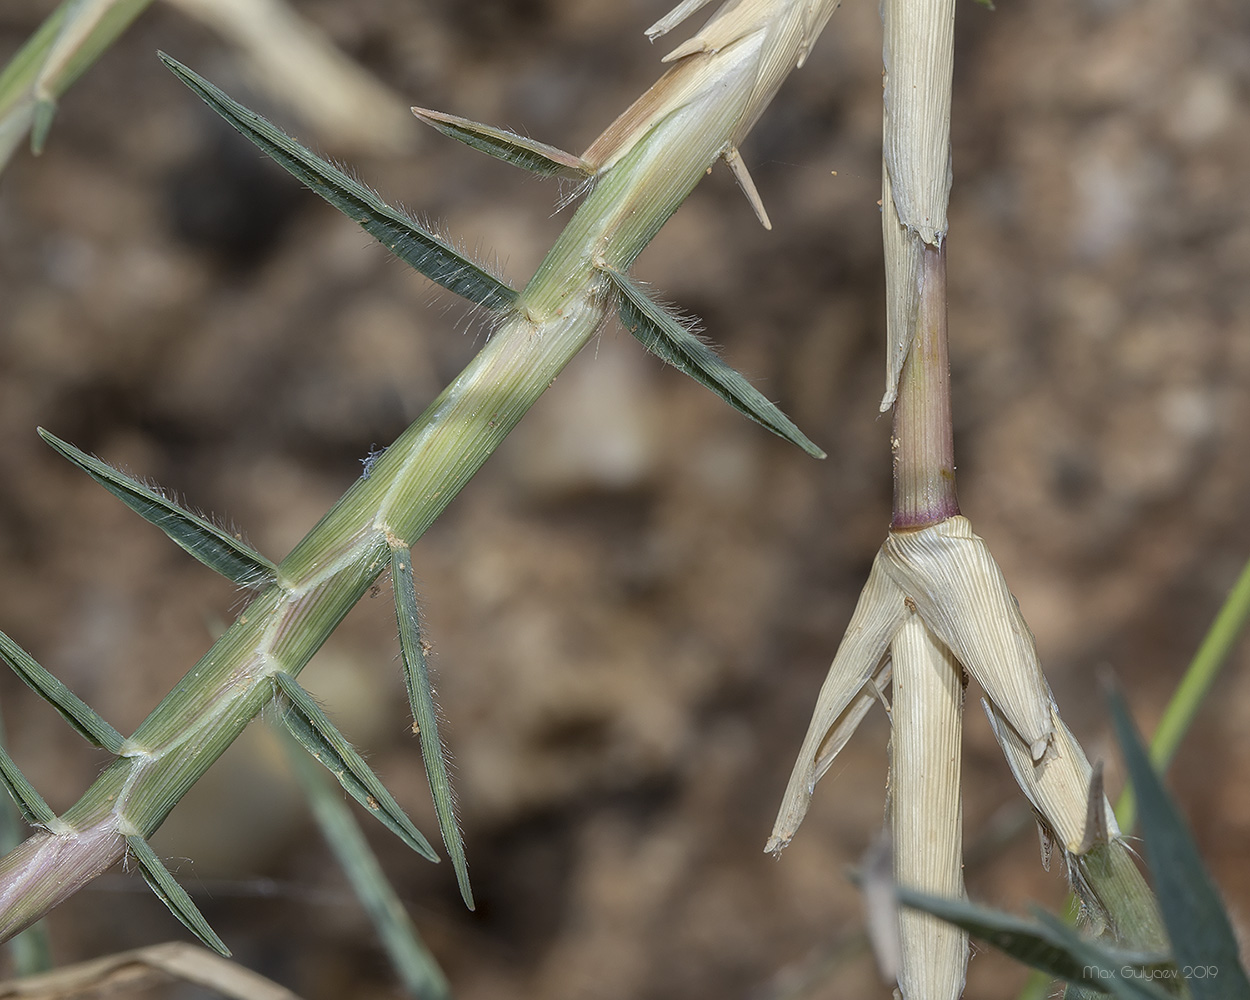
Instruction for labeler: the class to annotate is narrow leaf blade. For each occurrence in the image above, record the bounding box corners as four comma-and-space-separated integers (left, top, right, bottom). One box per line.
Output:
284, 732, 451, 1000
0, 742, 57, 829
413, 107, 590, 178
29, 98, 55, 155
274, 672, 438, 862
604, 267, 826, 459
0, 629, 125, 753
391, 545, 473, 910
1107, 683, 1250, 999
39, 429, 276, 587
0, 709, 55, 973
895, 886, 1168, 998
125, 835, 230, 957
159, 54, 518, 312
1030, 911, 1175, 1000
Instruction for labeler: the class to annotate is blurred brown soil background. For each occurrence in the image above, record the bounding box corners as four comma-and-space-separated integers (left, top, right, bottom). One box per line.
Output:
1, 0, 1249, 997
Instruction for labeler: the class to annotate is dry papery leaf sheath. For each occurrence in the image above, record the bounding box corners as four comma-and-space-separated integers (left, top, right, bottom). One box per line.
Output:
768, 0, 1166, 994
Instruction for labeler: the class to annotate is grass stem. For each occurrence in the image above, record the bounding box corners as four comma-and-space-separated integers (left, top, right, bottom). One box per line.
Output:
891, 241, 959, 528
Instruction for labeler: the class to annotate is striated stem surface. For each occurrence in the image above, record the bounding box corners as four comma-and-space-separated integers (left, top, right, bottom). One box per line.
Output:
891, 241, 958, 528
0, 0, 840, 941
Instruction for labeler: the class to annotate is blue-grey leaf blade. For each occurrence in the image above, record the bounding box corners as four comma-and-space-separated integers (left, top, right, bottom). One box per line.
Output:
391, 544, 473, 910
274, 672, 438, 862
605, 267, 825, 459
1107, 684, 1250, 1000
126, 835, 230, 957
0, 629, 125, 753
38, 429, 276, 587
159, 54, 518, 312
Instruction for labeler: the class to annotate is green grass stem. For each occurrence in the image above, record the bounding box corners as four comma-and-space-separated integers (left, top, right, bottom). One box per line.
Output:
0, 10, 832, 940
0, 0, 153, 170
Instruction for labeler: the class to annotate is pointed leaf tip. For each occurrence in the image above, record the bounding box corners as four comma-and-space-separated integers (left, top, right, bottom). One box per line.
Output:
30, 98, 55, 155
897, 887, 1170, 999
1107, 682, 1250, 999
391, 545, 474, 910
0, 628, 125, 753
274, 671, 439, 863
285, 740, 453, 998
38, 428, 277, 587
603, 267, 825, 459
126, 836, 230, 957
722, 146, 771, 229
158, 55, 518, 312
1078, 759, 1110, 854
645, 0, 718, 40
412, 107, 590, 180
0, 742, 58, 828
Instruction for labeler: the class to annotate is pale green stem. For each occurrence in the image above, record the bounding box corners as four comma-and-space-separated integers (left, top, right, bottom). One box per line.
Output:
0, 0, 154, 167
0, 69, 745, 939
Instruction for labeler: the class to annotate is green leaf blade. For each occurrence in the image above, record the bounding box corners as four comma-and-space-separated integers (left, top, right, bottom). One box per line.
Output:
159, 54, 519, 313
895, 886, 1170, 1000
413, 107, 591, 178
39, 429, 277, 587
0, 744, 57, 830
125, 835, 230, 957
604, 267, 826, 459
0, 629, 125, 754
29, 98, 55, 155
285, 735, 451, 1000
1031, 911, 1176, 1000
274, 672, 438, 862
391, 545, 473, 910
1107, 684, 1250, 1000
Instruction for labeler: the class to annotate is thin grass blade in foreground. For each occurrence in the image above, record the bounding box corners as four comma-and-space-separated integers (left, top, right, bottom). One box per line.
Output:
285, 732, 450, 1000
0, 0, 839, 946
893, 887, 1171, 1000
410, 107, 592, 178
1116, 554, 1250, 832
606, 266, 825, 457
0, 631, 124, 756
1107, 683, 1250, 999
